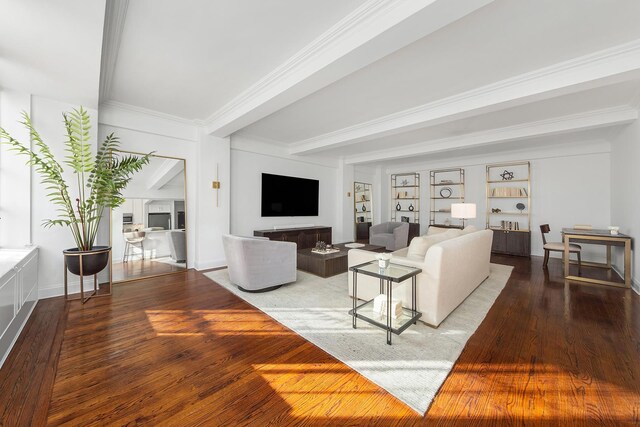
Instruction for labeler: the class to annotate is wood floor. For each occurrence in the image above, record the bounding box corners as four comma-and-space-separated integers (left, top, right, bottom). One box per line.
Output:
111, 258, 186, 282
0, 255, 638, 426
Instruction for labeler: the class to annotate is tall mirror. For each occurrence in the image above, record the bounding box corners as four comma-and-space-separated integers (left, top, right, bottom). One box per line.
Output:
354, 182, 373, 242
111, 152, 187, 282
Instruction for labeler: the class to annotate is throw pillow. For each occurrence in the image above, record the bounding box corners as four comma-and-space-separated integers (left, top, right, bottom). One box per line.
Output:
407, 229, 461, 258
426, 226, 450, 236
460, 225, 478, 235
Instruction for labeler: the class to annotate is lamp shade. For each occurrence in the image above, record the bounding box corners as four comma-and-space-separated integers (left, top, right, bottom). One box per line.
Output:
451, 203, 476, 219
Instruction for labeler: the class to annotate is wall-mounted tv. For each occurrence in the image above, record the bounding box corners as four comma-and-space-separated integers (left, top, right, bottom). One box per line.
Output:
261, 173, 319, 217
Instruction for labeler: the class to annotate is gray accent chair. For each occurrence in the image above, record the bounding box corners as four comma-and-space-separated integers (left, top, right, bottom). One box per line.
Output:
168, 230, 187, 263
222, 234, 297, 292
369, 222, 410, 251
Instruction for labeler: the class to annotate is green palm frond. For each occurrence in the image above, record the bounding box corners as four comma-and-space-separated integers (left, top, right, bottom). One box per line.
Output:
0, 108, 152, 251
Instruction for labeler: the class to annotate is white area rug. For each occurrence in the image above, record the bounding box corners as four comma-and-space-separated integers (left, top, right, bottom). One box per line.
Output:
205, 264, 513, 414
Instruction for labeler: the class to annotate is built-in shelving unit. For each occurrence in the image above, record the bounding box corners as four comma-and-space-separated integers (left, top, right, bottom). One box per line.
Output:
354, 182, 373, 241
430, 168, 465, 228
391, 173, 420, 224
486, 161, 531, 256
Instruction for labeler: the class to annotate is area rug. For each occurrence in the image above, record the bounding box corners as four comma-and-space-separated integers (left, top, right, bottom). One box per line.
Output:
204, 263, 513, 414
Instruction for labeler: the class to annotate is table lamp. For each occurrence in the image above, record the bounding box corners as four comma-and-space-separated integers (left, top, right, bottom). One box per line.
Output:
451, 203, 476, 227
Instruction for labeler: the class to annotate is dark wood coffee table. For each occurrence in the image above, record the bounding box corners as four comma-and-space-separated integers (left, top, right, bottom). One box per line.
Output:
297, 242, 386, 278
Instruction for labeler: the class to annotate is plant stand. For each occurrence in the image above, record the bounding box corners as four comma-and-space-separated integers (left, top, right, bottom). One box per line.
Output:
64, 247, 113, 304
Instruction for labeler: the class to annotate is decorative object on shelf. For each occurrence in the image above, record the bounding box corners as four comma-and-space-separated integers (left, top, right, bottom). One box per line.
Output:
361, 194, 367, 202
439, 179, 454, 184
408, 204, 414, 211
500, 170, 514, 180
375, 253, 391, 269
396, 202, 402, 211
314, 241, 327, 252
608, 226, 620, 235
358, 216, 365, 223
401, 179, 409, 186
354, 182, 373, 239
439, 187, 452, 198
401, 216, 410, 223
361, 205, 367, 212
451, 203, 476, 227
0, 108, 152, 303
491, 208, 502, 213
355, 184, 362, 191
516, 202, 525, 212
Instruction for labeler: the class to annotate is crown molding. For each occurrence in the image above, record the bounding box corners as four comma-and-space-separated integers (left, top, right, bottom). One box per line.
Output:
344, 106, 637, 165
204, 0, 493, 137
291, 39, 640, 156
99, 0, 129, 102
99, 100, 199, 142
382, 138, 612, 175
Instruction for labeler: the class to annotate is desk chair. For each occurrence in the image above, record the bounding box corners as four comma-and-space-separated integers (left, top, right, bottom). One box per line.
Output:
540, 224, 581, 273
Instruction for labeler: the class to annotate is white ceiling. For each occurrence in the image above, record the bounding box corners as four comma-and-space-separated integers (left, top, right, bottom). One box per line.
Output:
96, 0, 640, 167
0, 0, 106, 108
108, 0, 366, 119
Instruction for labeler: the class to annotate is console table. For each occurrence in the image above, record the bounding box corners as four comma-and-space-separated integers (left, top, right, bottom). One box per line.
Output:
562, 228, 632, 288
254, 226, 331, 249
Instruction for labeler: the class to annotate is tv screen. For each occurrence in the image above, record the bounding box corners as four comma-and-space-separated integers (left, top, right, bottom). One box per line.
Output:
261, 173, 319, 217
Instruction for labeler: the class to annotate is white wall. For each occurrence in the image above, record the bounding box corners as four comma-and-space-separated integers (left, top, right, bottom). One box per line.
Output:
0, 90, 31, 247
611, 120, 640, 293
381, 142, 612, 260
230, 135, 339, 239
99, 103, 231, 272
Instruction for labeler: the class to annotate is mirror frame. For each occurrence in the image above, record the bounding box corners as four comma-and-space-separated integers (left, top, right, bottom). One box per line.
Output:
109, 150, 188, 283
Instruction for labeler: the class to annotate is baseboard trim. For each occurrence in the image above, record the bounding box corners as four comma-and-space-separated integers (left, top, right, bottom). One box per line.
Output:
195, 258, 226, 271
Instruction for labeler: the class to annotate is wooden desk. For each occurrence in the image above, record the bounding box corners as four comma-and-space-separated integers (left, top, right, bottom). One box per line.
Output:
562, 228, 632, 288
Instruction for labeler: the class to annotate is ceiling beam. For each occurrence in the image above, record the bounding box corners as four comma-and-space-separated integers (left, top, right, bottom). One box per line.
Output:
291, 39, 640, 156
203, 0, 494, 137
147, 159, 184, 190
99, 0, 129, 102
343, 106, 638, 165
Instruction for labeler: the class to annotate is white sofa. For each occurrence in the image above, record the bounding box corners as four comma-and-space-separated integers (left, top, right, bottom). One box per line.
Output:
348, 228, 493, 327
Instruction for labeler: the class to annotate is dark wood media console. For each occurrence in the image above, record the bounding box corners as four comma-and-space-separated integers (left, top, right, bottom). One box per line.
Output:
254, 226, 332, 249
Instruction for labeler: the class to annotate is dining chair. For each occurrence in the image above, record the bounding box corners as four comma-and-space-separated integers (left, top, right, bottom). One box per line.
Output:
123, 231, 146, 262
540, 224, 581, 273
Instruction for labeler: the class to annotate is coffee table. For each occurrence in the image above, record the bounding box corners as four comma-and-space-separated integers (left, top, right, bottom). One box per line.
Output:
297, 242, 386, 278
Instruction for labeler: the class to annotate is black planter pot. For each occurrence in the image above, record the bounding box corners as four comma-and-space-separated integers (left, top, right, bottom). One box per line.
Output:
64, 246, 111, 276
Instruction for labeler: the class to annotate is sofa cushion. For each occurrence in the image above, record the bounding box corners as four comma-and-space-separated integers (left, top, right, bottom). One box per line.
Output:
407, 229, 461, 258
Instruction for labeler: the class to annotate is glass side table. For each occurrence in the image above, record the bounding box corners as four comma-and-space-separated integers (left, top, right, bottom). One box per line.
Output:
349, 260, 422, 345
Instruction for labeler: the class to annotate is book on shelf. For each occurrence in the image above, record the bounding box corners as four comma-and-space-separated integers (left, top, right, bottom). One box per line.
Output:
498, 220, 520, 230
491, 187, 528, 197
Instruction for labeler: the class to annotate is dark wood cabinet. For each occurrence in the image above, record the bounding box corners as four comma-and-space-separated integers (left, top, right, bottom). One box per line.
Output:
355, 222, 371, 241
254, 226, 332, 249
491, 230, 530, 257
408, 223, 420, 245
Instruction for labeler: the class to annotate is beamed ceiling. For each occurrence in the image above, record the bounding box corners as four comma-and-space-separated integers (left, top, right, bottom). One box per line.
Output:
97, 0, 640, 167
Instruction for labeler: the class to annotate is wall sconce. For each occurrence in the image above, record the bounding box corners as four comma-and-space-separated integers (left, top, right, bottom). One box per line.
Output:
212, 164, 221, 207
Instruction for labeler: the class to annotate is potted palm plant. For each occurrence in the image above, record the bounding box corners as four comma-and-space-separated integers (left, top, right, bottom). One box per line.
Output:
0, 107, 151, 277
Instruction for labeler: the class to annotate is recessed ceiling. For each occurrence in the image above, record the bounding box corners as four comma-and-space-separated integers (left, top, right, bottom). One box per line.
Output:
108, 0, 366, 119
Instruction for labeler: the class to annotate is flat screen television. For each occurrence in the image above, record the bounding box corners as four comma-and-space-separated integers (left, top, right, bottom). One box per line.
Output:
261, 173, 319, 217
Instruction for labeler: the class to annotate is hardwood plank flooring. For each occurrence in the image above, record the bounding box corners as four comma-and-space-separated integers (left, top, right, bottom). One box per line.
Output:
0, 255, 638, 426
111, 259, 186, 282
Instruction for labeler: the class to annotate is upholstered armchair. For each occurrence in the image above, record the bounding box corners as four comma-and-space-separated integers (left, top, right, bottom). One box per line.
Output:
222, 234, 297, 292
369, 222, 410, 251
